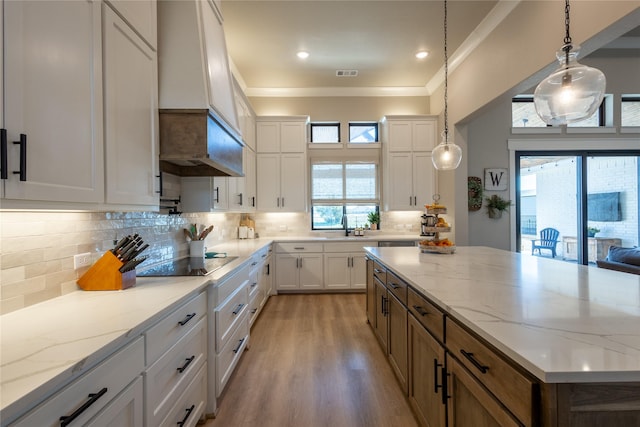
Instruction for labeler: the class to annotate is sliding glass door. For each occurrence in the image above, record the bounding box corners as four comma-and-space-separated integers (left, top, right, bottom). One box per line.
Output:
516, 152, 639, 265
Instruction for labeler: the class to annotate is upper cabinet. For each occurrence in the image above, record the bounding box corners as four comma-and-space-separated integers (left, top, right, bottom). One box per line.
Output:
157, 0, 239, 134
2, 0, 105, 204
256, 118, 308, 153
381, 116, 438, 211
105, 0, 157, 49
1, 0, 159, 209
103, 4, 159, 206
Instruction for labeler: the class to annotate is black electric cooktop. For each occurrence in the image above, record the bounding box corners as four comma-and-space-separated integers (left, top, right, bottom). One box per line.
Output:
137, 256, 238, 277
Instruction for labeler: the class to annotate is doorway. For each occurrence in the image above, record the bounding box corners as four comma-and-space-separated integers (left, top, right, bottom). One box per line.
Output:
516, 152, 639, 265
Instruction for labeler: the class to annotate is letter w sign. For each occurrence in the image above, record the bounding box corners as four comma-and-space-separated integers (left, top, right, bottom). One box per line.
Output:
484, 168, 508, 191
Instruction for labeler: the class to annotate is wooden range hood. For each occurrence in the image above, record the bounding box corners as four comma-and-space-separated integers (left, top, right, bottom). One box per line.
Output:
159, 109, 244, 177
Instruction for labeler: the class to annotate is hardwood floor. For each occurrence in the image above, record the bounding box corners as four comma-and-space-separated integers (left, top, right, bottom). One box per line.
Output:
204, 293, 419, 427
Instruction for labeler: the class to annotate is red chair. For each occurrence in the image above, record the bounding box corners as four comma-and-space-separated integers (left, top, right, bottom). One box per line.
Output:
531, 228, 560, 258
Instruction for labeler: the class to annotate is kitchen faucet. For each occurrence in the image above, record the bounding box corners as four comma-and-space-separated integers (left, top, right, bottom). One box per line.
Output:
342, 214, 349, 236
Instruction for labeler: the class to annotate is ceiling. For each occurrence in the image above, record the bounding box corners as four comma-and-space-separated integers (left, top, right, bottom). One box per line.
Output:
220, 1, 639, 98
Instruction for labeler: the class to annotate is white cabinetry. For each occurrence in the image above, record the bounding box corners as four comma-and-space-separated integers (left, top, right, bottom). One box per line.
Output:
323, 242, 367, 290
103, 4, 159, 207
275, 243, 324, 290
144, 292, 207, 427
157, 0, 239, 133
256, 153, 306, 212
11, 338, 145, 427
105, 0, 157, 49
382, 116, 437, 211
207, 262, 251, 413
181, 177, 229, 212
255, 117, 308, 212
2, 0, 104, 204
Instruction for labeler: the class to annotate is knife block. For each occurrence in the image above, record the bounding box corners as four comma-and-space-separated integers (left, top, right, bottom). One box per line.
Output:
77, 251, 136, 291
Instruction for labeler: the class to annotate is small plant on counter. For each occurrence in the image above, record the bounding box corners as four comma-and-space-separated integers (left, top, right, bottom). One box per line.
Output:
485, 195, 512, 219
587, 226, 600, 237
367, 211, 380, 230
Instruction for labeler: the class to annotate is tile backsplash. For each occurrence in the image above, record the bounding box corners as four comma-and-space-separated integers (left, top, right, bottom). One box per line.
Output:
0, 208, 422, 314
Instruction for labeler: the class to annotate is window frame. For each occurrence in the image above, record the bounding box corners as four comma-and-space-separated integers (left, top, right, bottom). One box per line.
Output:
621, 95, 640, 127
348, 122, 379, 144
310, 122, 341, 144
511, 95, 607, 128
310, 160, 380, 230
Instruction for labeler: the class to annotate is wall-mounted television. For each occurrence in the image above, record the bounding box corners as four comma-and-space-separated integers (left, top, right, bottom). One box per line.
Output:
587, 192, 622, 221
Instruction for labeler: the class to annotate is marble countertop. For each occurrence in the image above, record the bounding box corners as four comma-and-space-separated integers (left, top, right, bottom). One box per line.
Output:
365, 246, 640, 383
0, 239, 274, 422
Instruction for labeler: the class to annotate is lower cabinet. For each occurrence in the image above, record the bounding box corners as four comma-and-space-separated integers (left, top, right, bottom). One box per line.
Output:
275, 252, 323, 290
160, 364, 207, 427
11, 338, 145, 427
373, 276, 388, 352
387, 292, 408, 394
446, 356, 520, 427
323, 252, 366, 289
407, 314, 446, 427
365, 257, 376, 325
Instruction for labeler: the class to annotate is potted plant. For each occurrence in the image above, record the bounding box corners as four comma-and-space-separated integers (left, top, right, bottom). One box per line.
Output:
587, 226, 600, 237
367, 211, 380, 230
485, 194, 512, 219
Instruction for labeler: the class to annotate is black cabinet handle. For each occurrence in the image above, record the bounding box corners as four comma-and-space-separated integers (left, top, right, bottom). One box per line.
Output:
59, 387, 108, 426
177, 355, 195, 373
460, 349, 489, 374
233, 337, 245, 354
434, 359, 444, 394
251, 196, 255, 207
156, 172, 163, 195
412, 305, 429, 317
239, 193, 243, 206
13, 133, 26, 181
214, 186, 220, 203
266, 264, 270, 275
441, 366, 449, 405
178, 313, 196, 326
281, 197, 285, 207
374, 268, 384, 274
176, 404, 195, 426
251, 308, 257, 314
1, 129, 7, 179
232, 303, 244, 315
277, 197, 280, 207
388, 282, 400, 290
251, 261, 258, 266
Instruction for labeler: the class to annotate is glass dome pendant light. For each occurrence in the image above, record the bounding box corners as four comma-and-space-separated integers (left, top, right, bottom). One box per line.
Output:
533, 0, 606, 126
432, 0, 462, 171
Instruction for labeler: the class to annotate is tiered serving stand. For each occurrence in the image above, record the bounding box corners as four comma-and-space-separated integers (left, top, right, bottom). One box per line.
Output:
419, 197, 456, 254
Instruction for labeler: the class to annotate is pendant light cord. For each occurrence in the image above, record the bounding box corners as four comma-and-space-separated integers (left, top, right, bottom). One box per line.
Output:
563, 0, 572, 61
444, 0, 449, 142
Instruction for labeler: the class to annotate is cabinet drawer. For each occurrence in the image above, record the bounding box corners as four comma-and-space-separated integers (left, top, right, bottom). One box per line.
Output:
145, 317, 206, 427
276, 242, 323, 253
146, 292, 206, 365
216, 312, 249, 396
446, 319, 535, 426
215, 283, 248, 351
159, 364, 206, 427
373, 260, 387, 283
209, 262, 251, 307
324, 242, 370, 252
12, 338, 144, 427
407, 288, 444, 343
386, 271, 407, 306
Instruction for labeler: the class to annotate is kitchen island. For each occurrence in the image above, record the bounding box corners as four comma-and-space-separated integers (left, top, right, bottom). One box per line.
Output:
365, 246, 640, 426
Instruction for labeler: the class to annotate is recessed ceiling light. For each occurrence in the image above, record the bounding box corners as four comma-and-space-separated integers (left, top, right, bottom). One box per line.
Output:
297, 51, 309, 59
415, 51, 429, 59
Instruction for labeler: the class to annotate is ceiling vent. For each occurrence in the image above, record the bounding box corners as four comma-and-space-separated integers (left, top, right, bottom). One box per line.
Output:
336, 70, 358, 77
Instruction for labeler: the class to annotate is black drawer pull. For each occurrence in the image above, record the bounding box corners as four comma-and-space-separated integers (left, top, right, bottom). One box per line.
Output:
178, 313, 196, 326
177, 355, 195, 373
460, 349, 489, 374
251, 261, 258, 266
251, 282, 258, 288
388, 282, 400, 289
1, 129, 7, 179
177, 404, 195, 426
59, 387, 108, 426
251, 308, 257, 314
373, 268, 384, 274
13, 133, 27, 181
412, 305, 429, 316
232, 303, 245, 315
294, 247, 305, 250
233, 337, 245, 354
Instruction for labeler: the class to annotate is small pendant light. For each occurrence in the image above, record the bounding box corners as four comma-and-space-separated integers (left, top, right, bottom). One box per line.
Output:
533, 0, 606, 126
432, 0, 462, 171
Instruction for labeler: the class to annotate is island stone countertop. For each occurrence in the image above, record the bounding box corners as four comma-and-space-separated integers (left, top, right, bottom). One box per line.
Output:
364, 246, 640, 383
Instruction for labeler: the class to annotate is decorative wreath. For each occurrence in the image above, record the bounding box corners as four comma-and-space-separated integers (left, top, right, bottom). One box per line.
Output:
468, 177, 483, 211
